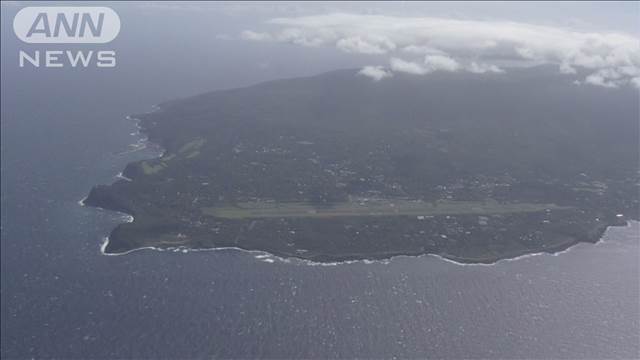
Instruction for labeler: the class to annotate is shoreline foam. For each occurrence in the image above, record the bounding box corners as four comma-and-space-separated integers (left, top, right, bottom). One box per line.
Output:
96, 222, 631, 267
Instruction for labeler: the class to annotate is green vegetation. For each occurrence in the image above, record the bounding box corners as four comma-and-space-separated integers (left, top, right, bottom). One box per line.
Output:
141, 161, 167, 175
185, 150, 200, 159
178, 138, 206, 154
202, 200, 566, 219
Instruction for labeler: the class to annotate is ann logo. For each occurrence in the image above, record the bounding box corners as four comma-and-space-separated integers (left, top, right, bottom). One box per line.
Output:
14, 7, 120, 44
27, 12, 105, 39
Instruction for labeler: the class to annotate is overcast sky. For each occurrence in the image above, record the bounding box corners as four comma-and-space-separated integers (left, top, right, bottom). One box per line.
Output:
2, 1, 638, 93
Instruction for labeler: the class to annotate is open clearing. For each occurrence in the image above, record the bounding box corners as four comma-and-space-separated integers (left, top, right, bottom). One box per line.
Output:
202, 199, 566, 219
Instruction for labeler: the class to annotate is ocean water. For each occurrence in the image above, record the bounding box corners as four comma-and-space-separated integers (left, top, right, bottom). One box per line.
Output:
2, 79, 640, 359
2, 8, 639, 359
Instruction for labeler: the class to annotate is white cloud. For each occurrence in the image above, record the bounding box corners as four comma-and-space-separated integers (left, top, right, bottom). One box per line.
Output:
582, 68, 637, 88
401, 45, 447, 56
241, 13, 640, 87
467, 62, 504, 74
337, 36, 395, 54
274, 28, 324, 46
241, 30, 273, 41
358, 66, 393, 81
424, 55, 460, 72
584, 73, 619, 88
390, 58, 429, 75
390, 55, 462, 75
559, 62, 577, 74
390, 56, 503, 76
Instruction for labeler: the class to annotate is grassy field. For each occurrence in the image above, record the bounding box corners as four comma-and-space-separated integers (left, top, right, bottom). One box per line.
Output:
202, 199, 566, 219
179, 138, 206, 154
139, 139, 206, 175
141, 161, 167, 175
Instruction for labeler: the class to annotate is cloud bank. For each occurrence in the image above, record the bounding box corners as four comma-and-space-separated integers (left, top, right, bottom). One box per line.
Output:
357, 66, 392, 81
241, 13, 640, 87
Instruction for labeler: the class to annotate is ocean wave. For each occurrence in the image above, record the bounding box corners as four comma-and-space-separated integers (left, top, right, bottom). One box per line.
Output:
115, 172, 132, 182
96, 234, 614, 267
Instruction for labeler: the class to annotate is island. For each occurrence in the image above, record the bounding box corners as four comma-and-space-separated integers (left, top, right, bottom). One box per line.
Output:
84, 66, 639, 263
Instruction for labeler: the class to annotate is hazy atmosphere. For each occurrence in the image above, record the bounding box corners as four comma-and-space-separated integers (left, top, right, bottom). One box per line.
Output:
1, 2, 639, 359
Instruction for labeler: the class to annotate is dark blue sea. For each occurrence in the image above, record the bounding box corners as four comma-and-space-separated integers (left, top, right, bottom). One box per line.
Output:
2, 5, 639, 359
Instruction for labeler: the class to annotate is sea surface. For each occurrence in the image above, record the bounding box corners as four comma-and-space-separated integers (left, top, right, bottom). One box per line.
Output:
2, 80, 640, 360
2, 12, 639, 359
